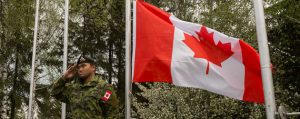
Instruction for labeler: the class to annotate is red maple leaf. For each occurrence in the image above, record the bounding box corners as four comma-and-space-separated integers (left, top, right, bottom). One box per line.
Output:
183, 26, 233, 74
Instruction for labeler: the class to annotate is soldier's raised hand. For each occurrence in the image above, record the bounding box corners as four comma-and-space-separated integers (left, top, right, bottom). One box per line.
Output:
63, 64, 77, 80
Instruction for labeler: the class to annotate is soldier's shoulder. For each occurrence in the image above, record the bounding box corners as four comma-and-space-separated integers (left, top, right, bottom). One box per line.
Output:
94, 76, 115, 92
66, 77, 81, 86
94, 75, 108, 86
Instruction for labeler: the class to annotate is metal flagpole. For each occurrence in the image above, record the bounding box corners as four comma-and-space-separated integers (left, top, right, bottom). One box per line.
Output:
62, 0, 69, 118
28, 0, 40, 118
252, 0, 276, 119
125, 0, 132, 118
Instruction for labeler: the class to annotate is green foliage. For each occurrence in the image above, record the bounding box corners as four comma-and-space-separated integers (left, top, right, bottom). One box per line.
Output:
132, 82, 265, 118
0, 0, 35, 118
266, 0, 300, 114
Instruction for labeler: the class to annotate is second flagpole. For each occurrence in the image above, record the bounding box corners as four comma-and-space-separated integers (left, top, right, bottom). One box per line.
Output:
125, 0, 132, 119
252, 0, 276, 119
28, 0, 40, 118
61, 0, 69, 118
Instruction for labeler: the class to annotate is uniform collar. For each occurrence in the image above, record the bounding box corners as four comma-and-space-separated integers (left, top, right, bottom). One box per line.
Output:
82, 75, 100, 87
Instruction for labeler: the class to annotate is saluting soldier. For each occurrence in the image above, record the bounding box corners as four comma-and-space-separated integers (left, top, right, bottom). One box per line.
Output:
51, 55, 119, 119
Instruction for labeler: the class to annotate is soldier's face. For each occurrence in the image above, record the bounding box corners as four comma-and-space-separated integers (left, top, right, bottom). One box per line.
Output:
77, 63, 95, 79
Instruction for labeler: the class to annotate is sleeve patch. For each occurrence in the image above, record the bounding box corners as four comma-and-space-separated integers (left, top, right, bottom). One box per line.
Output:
101, 90, 112, 102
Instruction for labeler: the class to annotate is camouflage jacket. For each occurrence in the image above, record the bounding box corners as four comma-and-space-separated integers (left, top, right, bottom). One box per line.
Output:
51, 75, 119, 119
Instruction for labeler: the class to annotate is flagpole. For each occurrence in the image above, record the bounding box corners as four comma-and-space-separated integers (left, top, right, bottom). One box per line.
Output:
252, 0, 276, 119
61, 0, 69, 118
28, 0, 40, 118
125, 0, 132, 118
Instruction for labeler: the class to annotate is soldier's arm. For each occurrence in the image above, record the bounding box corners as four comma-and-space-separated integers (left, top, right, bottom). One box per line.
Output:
107, 87, 120, 119
50, 77, 69, 103
101, 85, 120, 119
50, 64, 76, 102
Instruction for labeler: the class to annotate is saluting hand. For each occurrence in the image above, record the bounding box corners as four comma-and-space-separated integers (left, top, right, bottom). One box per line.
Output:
63, 64, 77, 80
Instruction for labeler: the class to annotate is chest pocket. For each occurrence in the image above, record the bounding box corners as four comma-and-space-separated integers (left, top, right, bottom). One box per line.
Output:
67, 84, 102, 113
82, 87, 102, 113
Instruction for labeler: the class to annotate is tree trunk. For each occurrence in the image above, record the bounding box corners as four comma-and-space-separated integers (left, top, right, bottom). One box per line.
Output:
116, 41, 125, 104
10, 46, 19, 119
108, 39, 113, 84
0, 0, 4, 49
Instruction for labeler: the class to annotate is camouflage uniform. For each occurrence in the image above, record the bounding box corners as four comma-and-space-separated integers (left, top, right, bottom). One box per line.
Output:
51, 75, 119, 119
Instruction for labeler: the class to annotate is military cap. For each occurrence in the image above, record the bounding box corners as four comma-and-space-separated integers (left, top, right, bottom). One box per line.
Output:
77, 55, 95, 65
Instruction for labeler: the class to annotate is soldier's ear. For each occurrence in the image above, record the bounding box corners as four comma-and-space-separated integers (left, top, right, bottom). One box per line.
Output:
91, 64, 96, 71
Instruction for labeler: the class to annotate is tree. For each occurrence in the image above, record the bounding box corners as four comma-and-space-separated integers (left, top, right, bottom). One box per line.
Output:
266, 0, 300, 114
0, 0, 35, 118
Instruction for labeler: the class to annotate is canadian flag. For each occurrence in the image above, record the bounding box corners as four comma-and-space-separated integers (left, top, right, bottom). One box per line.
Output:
132, 0, 264, 103
101, 90, 112, 102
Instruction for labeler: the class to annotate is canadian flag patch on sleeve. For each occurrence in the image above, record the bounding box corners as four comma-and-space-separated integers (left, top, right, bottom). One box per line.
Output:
101, 90, 112, 102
